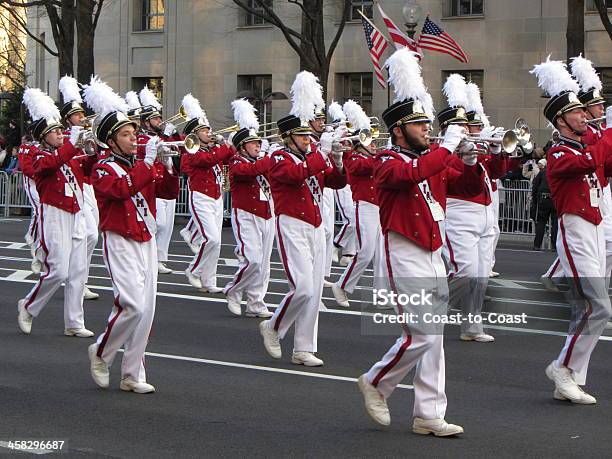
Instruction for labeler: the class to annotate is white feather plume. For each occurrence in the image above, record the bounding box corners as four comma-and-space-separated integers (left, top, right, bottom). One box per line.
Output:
465, 82, 490, 127
58, 75, 82, 104
570, 54, 602, 92
231, 98, 259, 130
181, 93, 204, 120
328, 101, 346, 122
343, 100, 371, 131
125, 91, 141, 110
139, 85, 162, 110
530, 55, 579, 97
23, 87, 61, 122
83, 75, 129, 117
442, 73, 468, 109
289, 71, 324, 122
384, 47, 435, 119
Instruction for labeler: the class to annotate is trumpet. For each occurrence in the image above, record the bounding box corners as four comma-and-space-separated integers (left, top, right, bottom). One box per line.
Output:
429, 130, 518, 154
133, 133, 201, 156
586, 116, 606, 126
333, 128, 374, 148
127, 108, 163, 121
160, 105, 188, 130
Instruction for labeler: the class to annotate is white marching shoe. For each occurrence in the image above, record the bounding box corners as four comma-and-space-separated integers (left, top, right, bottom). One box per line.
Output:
158, 262, 173, 274
227, 297, 242, 316
291, 351, 324, 367
460, 333, 495, 342
323, 279, 334, 288
540, 275, 560, 293
120, 378, 156, 394
357, 374, 390, 426
331, 283, 350, 308
245, 310, 273, 318
489, 271, 500, 278
180, 228, 199, 254
339, 255, 354, 267
259, 320, 281, 359
332, 246, 340, 263
31, 258, 42, 275
17, 299, 33, 334
200, 286, 223, 294
545, 361, 596, 404
88, 344, 109, 388
83, 286, 99, 300
185, 269, 203, 289
412, 417, 464, 437
64, 328, 94, 338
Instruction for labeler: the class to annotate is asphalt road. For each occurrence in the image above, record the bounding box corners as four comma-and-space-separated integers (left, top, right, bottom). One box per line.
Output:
1, 216, 611, 458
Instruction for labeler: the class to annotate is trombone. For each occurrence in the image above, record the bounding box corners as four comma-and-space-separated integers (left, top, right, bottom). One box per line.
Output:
210, 124, 240, 136
133, 133, 201, 156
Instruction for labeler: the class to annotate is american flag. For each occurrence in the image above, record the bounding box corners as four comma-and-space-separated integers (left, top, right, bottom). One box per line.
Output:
417, 17, 468, 63
359, 12, 389, 88
376, 3, 422, 58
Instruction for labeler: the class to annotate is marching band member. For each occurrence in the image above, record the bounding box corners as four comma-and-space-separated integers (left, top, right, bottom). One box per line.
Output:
357, 48, 479, 435
331, 100, 384, 308
223, 99, 274, 318
440, 74, 504, 343
309, 103, 337, 290
181, 94, 233, 293
59, 75, 100, 300
17, 129, 43, 274
328, 102, 356, 268
138, 86, 178, 275
84, 78, 179, 393
259, 71, 346, 367
17, 88, 94, 337
531, 57, 612, 404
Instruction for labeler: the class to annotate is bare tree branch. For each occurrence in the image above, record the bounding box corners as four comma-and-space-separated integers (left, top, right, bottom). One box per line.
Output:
1, 4, 59, 55
288, 0, 316, 23
0, 0, 61, 7
594, 0, 612, 41
326, 0, 351, 63
92, 0, 105, 30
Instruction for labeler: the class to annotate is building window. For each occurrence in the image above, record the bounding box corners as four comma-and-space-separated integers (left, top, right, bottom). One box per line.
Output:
237, 75, 273, 126
596, 68, 612, 107
239, 0, 272, 27
132, 77, 164, 104
586, 0, 612, 11
442, 70, 484, 101
350, 0, 373, 20
137, 0, 164, 31
336, 73, 373, 115
446, 0, 484, 17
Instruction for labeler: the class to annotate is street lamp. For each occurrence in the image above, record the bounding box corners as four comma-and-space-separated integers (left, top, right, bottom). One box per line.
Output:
402, 0, 423, 39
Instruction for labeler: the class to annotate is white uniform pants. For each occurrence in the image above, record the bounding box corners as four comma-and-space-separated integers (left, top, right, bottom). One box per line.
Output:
267, 214, 325, 352
22, 204, 87, 329
95, 232, 157, 383
187, 191, 223, 288
555, 214, 612, 385
155, 198, 176, 262
224, 208, 274, 313
443, 199, 495, 335
337, 201, 384, 293
83, 183, 99, 280
490, 185, 501, 270
333, 186, 356, 256
23, 175, 40, 250
322, 188, 335, 277
366, 231, 448, 420
183, 216, 202, 247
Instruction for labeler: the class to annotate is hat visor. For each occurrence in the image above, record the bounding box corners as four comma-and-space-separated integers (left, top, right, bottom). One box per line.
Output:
64, 107, 86, 119
586, 98, 605, 107
104, 119, 138, 143
286, 127, 313, 136
398, 114, 432, 125
40, 122, 65, 138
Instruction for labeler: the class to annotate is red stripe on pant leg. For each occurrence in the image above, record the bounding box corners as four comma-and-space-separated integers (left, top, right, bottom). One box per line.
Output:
372, 333, 412, 387
273, 216, 296, 331
97, 234, 124, 357
559, 219, 593, 367
445, 234, 459, 278
333, 190, 350, 246
225, 208, 250, 295
190, 192, 209, 273
548, 258, 561, 279
341, 201, 362, 289
25, 205, 51, 309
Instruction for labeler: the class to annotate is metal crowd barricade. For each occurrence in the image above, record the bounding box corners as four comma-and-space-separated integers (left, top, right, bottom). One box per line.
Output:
174, 175, 232, 220
0, 171, 9, 216
498, 179, 534, 235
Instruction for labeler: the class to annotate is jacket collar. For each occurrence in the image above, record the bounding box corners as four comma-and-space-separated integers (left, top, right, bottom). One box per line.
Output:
557, 134, 585, 150
110, 151, 135, 167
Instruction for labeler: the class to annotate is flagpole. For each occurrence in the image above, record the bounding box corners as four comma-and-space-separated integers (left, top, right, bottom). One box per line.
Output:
357, 9, 392, 107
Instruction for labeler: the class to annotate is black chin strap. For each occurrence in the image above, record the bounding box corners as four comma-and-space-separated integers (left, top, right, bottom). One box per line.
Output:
560, 113, 584, 138
289, 134, 308, 157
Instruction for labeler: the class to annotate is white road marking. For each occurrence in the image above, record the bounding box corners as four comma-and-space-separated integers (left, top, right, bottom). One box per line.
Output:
6, 270, 34, 280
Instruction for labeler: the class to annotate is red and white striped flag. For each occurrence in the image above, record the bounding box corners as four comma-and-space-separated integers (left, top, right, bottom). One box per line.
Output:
417, 16, 468, 63
376, 3, 422, 58
358, 11, 389, 88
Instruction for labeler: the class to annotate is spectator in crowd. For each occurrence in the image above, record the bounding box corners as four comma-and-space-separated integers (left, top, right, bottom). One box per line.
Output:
530, 158, 557, 250
3, 147, 19, 174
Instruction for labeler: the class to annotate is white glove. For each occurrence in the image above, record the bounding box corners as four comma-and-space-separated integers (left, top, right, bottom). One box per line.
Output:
161, 154, 173, 171
479, 125, 495, 139
334, 126, 349, 140
214, 134, 225, 144
319, 131, 335, 156
163, 122, 176, 137
493, 126, 505, 138
260, 138, 270, 154
268, 143, 283, 154
457, 141, 475, 155
606, 106, 612, 130
489, 142, 502, 154
69, 125, 84, 146
440, 124, 467, 153
331, 150, 343, 169
462, 153, 477, 166
144, 136, 160, 166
